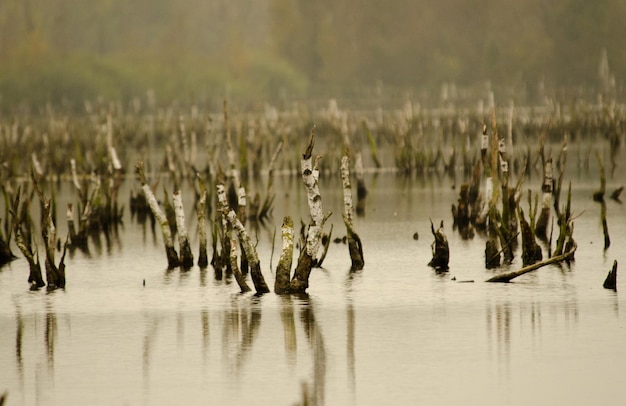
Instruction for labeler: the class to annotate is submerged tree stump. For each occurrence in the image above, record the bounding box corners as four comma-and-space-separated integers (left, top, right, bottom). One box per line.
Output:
518, 207, 542, 266
290, 126, 331, 293
217, 184, 269, 294
136, 161, 180, 268
428, 219, 449, 271
603, 260, 618, 291
274, 216, 295, 294
341, 154, 364, 271
173, 190, 194, 268
195, 176, 209, 268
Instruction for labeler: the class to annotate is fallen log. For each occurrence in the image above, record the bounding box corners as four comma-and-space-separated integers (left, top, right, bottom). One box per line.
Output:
486, 242, 577, 283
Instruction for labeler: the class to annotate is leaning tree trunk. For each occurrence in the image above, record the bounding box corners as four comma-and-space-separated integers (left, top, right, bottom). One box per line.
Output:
340, 154, 364, 271
136, 161, 180, 268
217, 184, 269, 294
290, 126, 331, 293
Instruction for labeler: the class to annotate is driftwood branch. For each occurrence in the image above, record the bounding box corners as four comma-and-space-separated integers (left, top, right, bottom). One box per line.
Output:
486, 242, 577, 283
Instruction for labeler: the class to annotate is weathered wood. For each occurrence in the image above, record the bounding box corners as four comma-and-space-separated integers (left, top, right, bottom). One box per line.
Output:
173, 190, 194, 268
217, 184, 269, 294
290, 126, 331, 292
428, 219, 449, 270
486, 242, 577, 283
228, 229, 251, 293
603, 260, 618, 291
195, 175, 209, 268
136, 161, 180, 268
518, 207, 542, 266
274, 216, 295, 294
341, 154, 364, 271
593, 152, 610, 250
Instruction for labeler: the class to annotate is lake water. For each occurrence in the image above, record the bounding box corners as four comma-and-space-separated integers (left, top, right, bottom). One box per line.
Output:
1, 150, 625, 405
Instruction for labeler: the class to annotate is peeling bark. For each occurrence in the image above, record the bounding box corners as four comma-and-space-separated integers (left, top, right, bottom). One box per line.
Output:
136, 161, 179, 268
217, 184, 269, 294
173, 190, 194, 268
274, 216, 295, 294
341, 154, 364, 270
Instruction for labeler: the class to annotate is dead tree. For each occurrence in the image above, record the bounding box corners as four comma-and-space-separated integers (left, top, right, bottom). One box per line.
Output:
518, 207, 542, 266
274, 216, 295, 294
603, 260, 618, 291
340, 153, 364, 271
173, 189, 194, 268
593, 152, 610, 250
32, 170, 67, 289
195, 174, 209, 268
217, 184, 269, 294
290, 126, 332, 293
136, 161, 180, 268
428, 219, 449, 271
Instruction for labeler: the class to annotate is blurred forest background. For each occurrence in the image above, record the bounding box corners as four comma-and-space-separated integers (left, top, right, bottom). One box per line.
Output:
0, 0, 624, 109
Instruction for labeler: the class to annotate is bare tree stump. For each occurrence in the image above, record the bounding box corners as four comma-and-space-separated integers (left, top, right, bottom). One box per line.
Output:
274, 216, 295, 294
136, 161, 180, 268
173, 190, 194, 268
428, 219, 449, 271
603, 260, 618, 291
290, 126, 331, 292
341, 154, 364, 271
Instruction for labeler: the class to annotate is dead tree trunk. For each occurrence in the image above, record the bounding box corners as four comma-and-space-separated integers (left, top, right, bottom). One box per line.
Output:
136, 161, 180, 268
341, 154, 364, 271
274, 216, 295, 294
228, 229, 251, 293
603, 260, 618, 291
486, 242, 577, 283
593, 152, 610, 250
290, 126, 331, 293
195, 175, 209, 268
428, 219, 449, 271
518, 207, 543, 266
217, 184, 269, 294
173, 190, 194, 268
535, 153, 552, 240
32, 170, 66, 289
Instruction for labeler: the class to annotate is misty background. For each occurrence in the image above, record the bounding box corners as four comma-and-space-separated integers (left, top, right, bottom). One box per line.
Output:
0, 0, 624, 109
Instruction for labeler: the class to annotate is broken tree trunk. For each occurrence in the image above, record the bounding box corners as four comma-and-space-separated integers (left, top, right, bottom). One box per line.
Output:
290, 126, 331, 293
136, 161, 180, 268
354, 152, 367, 217
593, 152, 610, 250
518, 207, 543, 266
535, 155, 553, 240
173, 190, 194, 268
603, 260, 618, 291
274, 216, 295, 294
32, 170, 66, 289
195, 175, 209, 268
228, 229, 252, 293
428, 219, 449, 271
217, 184, 269, 294
340, 154, 364, 271
485, 242, 577, 283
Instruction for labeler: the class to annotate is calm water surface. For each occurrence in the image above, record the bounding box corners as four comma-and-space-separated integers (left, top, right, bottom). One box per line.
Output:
1, 160, 625, 405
